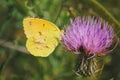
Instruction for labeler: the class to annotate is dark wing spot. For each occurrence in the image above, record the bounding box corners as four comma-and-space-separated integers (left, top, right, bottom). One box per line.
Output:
34, 41, 42, 44
29, 21, 32, 26
45, 46, 49, 48
39, 32, 42, 35
44, 38, 46, 41
43, 24, 45, 27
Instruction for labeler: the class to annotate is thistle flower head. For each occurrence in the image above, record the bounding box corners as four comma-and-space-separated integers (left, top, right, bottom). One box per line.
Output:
62, 16, 114, 55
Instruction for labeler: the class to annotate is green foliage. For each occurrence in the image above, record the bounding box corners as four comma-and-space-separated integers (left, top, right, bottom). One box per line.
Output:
0, 0, 120, 80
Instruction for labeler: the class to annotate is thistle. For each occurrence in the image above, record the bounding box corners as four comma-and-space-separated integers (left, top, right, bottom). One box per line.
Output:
62, 16, 114, 77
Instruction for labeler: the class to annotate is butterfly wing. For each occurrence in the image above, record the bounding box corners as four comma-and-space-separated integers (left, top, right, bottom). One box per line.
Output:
23, 18, 61, 57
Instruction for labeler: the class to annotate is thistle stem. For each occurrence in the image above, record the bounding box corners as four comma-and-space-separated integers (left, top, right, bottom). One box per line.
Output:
89, 0, 120, 32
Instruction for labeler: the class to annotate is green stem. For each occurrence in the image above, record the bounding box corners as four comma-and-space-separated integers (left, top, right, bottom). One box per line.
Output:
54, 0, 64, 23
88, 0, 120, 32
15, 0, 28, 15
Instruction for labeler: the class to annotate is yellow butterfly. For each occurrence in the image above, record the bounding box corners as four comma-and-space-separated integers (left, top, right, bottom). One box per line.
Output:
23, 17, 61, 57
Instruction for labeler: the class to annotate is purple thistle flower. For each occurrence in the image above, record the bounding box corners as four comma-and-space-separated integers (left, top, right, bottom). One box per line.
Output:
62, 16, 114, 55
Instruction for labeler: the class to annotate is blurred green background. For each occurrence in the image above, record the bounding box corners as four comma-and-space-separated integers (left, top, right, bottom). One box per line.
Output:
0, 0, 120, 80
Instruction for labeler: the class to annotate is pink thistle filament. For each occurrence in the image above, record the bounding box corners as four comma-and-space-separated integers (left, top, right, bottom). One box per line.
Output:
62, 16, 114, 55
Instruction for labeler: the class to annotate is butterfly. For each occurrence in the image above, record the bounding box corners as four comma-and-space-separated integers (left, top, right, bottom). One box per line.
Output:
23, 17, 61, 57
